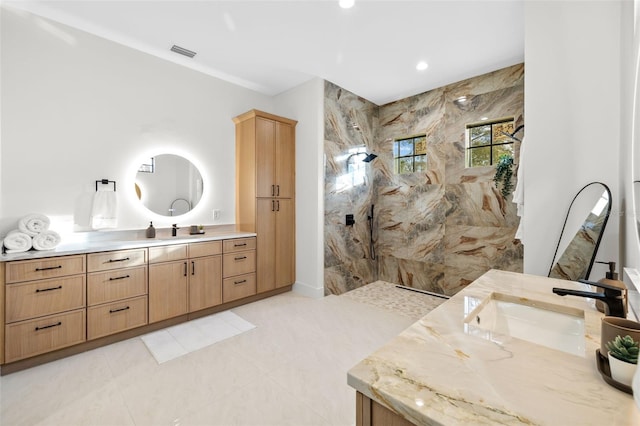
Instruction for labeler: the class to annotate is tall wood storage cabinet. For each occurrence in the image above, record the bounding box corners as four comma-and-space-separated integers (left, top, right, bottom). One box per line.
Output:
233, 110, 297, 294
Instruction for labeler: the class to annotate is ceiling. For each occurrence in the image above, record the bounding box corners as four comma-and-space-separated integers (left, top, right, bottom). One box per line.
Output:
5, 0, 525, 106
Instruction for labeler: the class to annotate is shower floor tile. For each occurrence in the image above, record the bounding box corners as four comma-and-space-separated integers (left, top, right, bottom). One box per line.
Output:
342, 280, 447, 320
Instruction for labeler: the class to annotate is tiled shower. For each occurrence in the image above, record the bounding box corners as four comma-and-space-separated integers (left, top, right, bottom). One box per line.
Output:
324, 64, 524, 296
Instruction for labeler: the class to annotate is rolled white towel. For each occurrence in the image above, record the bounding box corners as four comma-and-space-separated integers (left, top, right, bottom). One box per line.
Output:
32, 230, 61, 251
3, 230, 33, 253
18, 213, 50, 237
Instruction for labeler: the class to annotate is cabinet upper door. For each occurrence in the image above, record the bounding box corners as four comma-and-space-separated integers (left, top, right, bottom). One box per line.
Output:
256, 117, 276, 198
275, 122, 295, 199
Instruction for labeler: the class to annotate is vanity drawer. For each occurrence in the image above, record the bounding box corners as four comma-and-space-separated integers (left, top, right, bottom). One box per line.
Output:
149, 244, 188, 264
87, 266, 148, 306
223, 237, 256, 253
4, 309, 86, 363
223, 250, 256, 278
6, 255, 86, 284
87, 249, 147, 272
189, 241, 222, 258
5, 275, 86, 323
87, 296, 148, 340
223, 273, 256, 303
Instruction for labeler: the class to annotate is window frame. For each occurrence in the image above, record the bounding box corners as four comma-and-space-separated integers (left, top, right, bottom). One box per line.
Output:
393, 134, 427, 175
465, 117, 515, 168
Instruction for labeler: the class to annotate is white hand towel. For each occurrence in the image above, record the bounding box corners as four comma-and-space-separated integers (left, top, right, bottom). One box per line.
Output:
18, 213, 50, 237
512, 137, 525, 244
3, 230, 33, 253
91, 189, 118, 229
32, 230, 61, 251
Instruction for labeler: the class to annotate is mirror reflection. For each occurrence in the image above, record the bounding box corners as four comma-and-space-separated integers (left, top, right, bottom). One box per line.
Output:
548, 182, 612, 281
134, 154, 203, 216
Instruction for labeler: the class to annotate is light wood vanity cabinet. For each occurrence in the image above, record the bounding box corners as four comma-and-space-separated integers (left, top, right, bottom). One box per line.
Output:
148, 241, 225, 322
222, 237, 257, 303
86, 249, 148, 340
4, 254, 87, 363
1, 235, 269, 372
234, 109, 297, 294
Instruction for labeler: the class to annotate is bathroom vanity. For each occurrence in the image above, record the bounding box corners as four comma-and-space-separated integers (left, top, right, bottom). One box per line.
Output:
0, 231, 290, 374
348, 269, 639, 425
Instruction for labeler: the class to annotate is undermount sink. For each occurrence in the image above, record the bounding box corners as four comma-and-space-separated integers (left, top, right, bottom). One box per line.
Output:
463, 292, 586, 356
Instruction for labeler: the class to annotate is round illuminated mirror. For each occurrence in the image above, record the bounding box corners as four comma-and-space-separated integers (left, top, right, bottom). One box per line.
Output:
134, 154, 203, 216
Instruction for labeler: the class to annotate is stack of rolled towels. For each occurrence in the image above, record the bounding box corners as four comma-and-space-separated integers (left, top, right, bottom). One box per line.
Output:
1, 214, 61, 253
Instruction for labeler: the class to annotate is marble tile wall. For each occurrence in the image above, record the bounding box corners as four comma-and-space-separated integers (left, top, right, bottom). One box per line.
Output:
324, 64, 524, 296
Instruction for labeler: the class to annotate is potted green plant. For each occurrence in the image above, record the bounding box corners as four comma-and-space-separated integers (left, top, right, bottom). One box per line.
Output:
493, 154, 514, 198
606, 334, 639, 386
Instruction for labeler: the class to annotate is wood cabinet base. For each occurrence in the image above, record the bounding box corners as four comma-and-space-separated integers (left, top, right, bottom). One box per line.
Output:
0, 285, 292, 375
356, 392, 415, 426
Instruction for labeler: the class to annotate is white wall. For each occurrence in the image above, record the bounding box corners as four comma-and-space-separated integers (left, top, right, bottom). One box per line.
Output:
0, 8, 273, 237
524, 1, 623, 278
274, 78, 325, 298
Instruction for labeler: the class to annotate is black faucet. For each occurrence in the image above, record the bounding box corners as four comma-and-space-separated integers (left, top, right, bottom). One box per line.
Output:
552, 279, 626, 318
172, 224, 178, 237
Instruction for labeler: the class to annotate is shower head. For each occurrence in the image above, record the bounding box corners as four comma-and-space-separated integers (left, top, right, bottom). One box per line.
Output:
362, 153, 377, 163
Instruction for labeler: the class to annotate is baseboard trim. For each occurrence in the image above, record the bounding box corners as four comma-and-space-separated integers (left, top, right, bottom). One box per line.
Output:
292, 281, 324, 299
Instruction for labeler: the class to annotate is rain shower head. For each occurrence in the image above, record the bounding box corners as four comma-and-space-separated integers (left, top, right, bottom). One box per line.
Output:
362, 153, 378, 163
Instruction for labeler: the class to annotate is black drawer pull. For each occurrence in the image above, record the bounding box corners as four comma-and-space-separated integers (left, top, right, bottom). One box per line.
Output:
35, 322, 62, 331
109, 275, 130, 281
234, 256, 247, 261
109, 306, 130, 314
271, 184, 275, 196
234, 243, 247, 247
35, 285, 62, 293
276, 184, 280, 196
107, 257, 130, 263
192, 261, 195, 275
35, 265, 62, 272
234, 279, 247, 285
184, 262, 188, 277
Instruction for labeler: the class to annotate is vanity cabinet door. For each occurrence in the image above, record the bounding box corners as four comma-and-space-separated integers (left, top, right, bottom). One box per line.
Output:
256, 199, 276, 293
188, 255, 222, 312
256, 199, 294, 293
149, 260, 188, 323
274, 198, 295, 288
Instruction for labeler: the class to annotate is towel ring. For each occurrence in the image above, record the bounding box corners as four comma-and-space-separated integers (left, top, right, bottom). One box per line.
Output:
95, 179, 116, 192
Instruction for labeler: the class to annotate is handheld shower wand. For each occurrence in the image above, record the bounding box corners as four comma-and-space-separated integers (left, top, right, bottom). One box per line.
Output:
367, 204, 376, 260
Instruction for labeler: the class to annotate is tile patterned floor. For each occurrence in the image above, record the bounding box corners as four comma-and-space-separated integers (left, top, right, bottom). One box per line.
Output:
342, 280, 447, 320
0, 285, 440, 426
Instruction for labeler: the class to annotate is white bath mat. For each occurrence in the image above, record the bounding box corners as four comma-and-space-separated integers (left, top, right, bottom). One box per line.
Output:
141, 310, 255, 364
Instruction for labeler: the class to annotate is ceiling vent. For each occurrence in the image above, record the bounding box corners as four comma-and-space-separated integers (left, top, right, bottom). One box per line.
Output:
170, 45, 196, 58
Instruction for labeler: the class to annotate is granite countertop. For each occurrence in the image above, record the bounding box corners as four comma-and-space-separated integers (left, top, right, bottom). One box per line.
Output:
0, 230, 256, 262
347, 269, 640, 425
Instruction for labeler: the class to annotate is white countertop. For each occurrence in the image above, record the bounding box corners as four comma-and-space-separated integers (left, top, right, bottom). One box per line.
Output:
1, 230, 256, 262
347, 269, 639, 425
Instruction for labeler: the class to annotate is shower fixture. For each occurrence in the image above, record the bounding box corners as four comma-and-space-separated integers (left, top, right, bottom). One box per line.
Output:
346, 152, 378, 163
362, 153, 377, 163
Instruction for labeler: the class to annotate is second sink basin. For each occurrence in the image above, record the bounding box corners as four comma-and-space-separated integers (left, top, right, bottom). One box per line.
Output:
464, 292, 586, 356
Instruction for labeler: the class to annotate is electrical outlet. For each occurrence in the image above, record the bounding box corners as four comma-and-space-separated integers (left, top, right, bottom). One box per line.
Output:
213, 209, 221, 220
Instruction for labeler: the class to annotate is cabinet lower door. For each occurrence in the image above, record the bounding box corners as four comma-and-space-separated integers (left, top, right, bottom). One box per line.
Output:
256, 199, 276, 293
149, 261, 188, 323
189, 255, 222, 312
275, 198, 295, 288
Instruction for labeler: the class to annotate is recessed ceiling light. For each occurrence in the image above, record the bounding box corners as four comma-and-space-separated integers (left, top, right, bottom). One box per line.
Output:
339, 0, 355, 9
480, 117, 489, 121
416, 61, 429, 71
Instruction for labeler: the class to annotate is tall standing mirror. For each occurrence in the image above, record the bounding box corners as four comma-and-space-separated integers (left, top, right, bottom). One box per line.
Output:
134, 154, 203, 216
548, 182, 612, 281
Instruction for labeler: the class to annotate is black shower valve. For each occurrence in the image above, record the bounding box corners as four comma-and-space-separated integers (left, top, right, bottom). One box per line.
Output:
346, 214, 355, 226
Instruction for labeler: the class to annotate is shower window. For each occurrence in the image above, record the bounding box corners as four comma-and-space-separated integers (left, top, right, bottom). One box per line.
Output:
393, 134, 426, 174
465, 118, 515, 167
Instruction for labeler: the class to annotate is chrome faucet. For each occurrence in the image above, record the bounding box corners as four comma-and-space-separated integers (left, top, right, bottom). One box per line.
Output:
172, 224, 178, 237
552, 279, 626, 318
